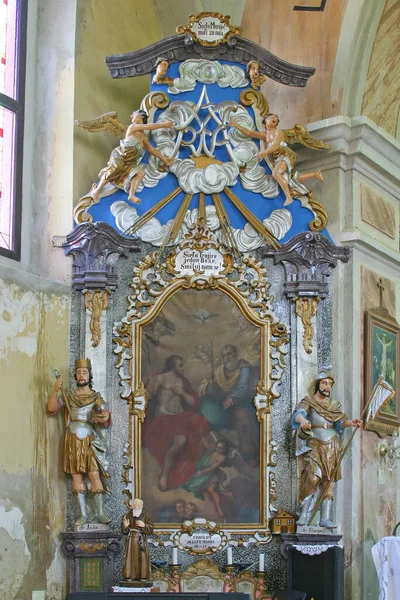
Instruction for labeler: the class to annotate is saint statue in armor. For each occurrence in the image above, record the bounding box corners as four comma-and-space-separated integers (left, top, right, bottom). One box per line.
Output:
47, 358, 111, 526
292, 369, 362, 529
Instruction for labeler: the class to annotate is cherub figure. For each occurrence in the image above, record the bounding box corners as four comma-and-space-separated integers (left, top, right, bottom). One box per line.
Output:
75, 109, 174, 204
229, 113, 328, 206
183, 440, 234, 521
246, 60, 266, 90
152, 57, 173, 86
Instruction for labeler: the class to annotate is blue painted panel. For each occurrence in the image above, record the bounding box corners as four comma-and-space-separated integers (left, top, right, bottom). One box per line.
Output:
85, 58, 332, 243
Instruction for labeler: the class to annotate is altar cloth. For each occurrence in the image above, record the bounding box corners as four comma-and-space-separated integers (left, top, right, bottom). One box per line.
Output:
372, 536, 400, 600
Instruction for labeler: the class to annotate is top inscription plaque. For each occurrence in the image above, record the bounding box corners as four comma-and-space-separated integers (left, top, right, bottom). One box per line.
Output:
177, 13, 242, 47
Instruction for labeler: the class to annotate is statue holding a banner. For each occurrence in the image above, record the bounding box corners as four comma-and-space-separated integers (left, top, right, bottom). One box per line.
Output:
292, 369, 362, 528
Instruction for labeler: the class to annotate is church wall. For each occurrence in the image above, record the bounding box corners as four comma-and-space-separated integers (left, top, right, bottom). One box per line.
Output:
241, 0, 346, 127
359, 266, 398, 600
361, 0, 400, 140
73, 0, 163, 202
0, 281, 70, 600
0, 0, 76, 597
297, 115, 400, 599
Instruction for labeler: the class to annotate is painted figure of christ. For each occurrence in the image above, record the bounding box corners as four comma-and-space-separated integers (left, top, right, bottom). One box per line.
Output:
144, 355, 210, 492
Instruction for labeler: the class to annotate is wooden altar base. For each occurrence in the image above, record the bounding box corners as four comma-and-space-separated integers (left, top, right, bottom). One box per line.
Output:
66, 593, 251, 600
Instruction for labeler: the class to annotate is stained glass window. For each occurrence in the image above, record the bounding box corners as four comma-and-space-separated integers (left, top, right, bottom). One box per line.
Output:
0, 0, 27, 259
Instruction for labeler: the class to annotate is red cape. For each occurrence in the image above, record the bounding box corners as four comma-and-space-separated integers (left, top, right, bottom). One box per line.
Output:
143, 376, 210, 489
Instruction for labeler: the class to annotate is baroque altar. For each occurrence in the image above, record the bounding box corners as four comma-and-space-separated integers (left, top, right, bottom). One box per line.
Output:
52, 12, 361, 600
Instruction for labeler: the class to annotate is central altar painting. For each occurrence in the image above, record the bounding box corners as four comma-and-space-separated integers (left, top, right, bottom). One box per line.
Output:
140, 288, 262, 526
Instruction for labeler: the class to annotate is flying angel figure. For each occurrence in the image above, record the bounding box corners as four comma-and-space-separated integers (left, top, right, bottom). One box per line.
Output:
228, 113, 329, 206
75, 109, 174, 204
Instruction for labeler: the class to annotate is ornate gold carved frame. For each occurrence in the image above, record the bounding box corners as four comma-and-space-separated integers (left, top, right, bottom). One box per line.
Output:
114, 225, 288, 538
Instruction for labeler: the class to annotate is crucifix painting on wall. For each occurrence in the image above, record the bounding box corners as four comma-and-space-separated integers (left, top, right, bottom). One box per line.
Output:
365, 307, 400, 435
140, 288, 262, 526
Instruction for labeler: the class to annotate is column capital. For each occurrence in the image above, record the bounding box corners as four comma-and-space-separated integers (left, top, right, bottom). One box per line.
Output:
53, 222, 140, 291
264, 231, 350, 298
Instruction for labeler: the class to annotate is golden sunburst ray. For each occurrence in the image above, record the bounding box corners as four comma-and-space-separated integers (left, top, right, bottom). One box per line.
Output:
123, 186, 182, 237
223, 187, 280, 250
211, 193, 240, 258
154, 193, 193, 265
198, 192, 206, 224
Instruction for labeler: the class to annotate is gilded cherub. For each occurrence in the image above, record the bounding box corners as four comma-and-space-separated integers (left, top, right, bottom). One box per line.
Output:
152, 57, 173, 86
229, 113, 328, 206
246, 60, 266, 90
75, 109, 174, 204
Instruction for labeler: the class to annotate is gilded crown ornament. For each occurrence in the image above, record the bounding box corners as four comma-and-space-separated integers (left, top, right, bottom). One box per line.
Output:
75, 358, 92, 370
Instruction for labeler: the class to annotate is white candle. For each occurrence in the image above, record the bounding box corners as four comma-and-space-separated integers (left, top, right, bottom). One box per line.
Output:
172, 547, 178, 565
259, 553, 265, 572
227, 546, 233, 565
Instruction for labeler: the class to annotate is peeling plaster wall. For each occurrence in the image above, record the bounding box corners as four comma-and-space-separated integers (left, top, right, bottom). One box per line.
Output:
0, 0, 76, 598
0, 282, 70, 600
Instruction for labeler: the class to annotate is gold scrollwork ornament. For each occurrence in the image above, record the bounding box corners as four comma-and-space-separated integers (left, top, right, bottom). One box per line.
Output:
84, 289, 109, 348
131, 382, 146, 422
295, 297, 319, 354
78, 541, 104, 553
240, 89, 270, 118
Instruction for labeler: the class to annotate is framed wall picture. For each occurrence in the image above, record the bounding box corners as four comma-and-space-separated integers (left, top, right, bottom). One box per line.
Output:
365, 307, 400, 436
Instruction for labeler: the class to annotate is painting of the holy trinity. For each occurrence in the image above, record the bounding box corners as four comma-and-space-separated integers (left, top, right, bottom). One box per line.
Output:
140, 288, 261, 525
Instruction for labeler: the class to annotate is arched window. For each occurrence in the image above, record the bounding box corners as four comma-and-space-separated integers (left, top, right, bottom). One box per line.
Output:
0, 0, 27, 259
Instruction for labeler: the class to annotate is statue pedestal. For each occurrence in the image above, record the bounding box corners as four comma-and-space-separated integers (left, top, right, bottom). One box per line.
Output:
114, 580, 154, 592
113, 585, 153, 593
74, 523, 110, 533
119, 581, 153, 587
280, 533, 344, 600
61, 531, 123, 593
280, 532, 342, 559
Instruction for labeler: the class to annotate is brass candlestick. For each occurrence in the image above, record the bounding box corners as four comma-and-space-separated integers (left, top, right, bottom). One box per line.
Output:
256, 570, 266, 578
223, 565, 236, 574
169, 564, 181, 576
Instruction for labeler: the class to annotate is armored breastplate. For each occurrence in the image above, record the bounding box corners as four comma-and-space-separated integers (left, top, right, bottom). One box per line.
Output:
69, 402, 95, 439
308, 408, 337, 442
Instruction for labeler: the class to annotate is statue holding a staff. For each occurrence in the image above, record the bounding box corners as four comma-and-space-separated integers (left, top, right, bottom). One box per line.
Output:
47, 358, 111, 526
292, 369, 362, 529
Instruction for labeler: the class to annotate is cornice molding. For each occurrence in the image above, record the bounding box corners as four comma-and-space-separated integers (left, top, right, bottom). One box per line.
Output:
106, 34, 315, 88
299, 116, 400, 189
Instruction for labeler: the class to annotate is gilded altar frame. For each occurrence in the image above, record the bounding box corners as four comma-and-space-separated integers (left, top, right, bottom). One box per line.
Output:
114, 225, 288, 534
